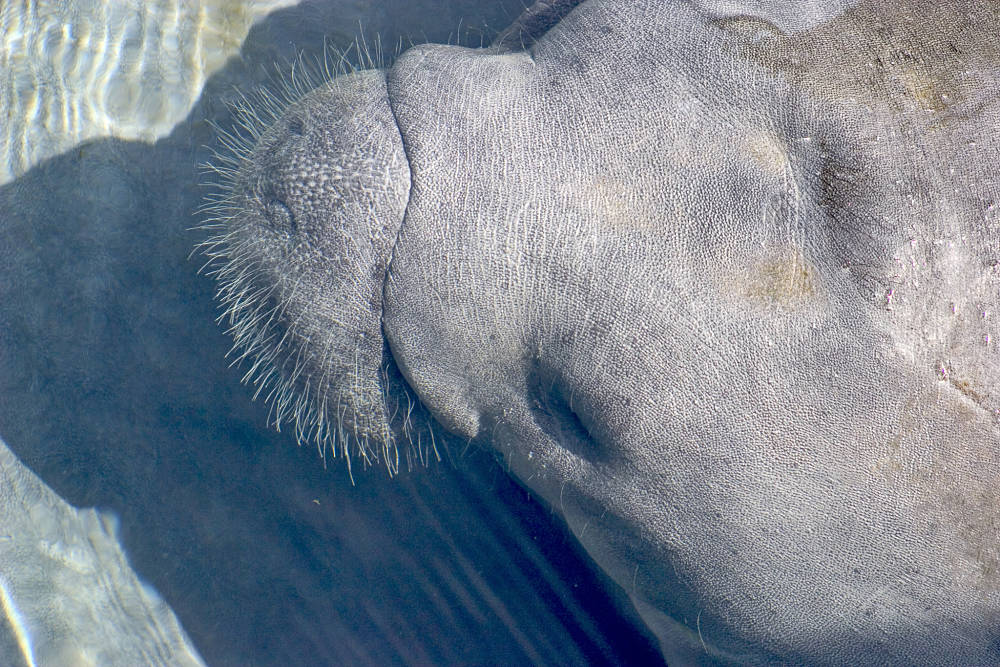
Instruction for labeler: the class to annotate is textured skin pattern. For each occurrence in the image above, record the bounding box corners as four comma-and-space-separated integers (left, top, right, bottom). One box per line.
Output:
226, 0, 1000, 663
219, 70, 411, 466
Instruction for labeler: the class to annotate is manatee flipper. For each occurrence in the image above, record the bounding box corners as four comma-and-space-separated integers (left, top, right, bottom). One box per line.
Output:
491, 0, 586, 51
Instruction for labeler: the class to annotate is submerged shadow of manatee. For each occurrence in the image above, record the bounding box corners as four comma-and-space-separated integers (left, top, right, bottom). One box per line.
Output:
0, 1, 661, 664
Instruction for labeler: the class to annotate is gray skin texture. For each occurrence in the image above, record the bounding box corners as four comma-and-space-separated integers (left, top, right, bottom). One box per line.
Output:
211, 0, 1000, 663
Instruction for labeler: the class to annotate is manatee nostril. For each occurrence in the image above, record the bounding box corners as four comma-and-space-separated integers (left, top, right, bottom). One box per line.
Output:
263, 197, 296, 233
286, 115, 305, 136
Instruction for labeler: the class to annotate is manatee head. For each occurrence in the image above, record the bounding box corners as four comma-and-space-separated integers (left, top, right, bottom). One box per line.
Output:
200, 1, 1000, 663
200, 67, 410, 470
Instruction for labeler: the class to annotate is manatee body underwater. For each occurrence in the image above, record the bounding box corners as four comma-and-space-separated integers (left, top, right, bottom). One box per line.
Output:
201, 0, 1000, 664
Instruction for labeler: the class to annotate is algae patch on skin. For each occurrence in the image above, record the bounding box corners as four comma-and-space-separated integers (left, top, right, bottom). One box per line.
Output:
743, 251, 817, 305
712, 247, 820, 310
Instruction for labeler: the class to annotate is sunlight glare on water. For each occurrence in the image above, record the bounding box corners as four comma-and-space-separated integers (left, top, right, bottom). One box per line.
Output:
0, 0, 298, 184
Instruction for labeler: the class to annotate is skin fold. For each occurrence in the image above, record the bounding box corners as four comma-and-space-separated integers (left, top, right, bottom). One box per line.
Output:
206, 0, 1000, 663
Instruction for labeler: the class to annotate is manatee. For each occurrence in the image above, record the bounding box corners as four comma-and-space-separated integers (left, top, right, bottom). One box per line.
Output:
201, 0, 1000, 663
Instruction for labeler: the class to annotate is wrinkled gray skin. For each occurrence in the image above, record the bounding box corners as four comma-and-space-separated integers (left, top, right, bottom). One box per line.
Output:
217, 0, 1000, 663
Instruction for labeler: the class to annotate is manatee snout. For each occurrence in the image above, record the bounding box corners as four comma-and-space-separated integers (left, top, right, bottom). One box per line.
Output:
202, 68, 411, 467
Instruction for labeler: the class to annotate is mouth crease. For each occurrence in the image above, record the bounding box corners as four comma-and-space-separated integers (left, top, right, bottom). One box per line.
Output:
380, 55, 420, 340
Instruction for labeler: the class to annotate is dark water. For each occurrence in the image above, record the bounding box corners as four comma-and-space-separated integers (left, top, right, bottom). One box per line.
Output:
0, 1, 661, 664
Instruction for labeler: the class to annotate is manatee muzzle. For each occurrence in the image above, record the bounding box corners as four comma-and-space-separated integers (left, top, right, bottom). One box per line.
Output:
204, 68, 412, 470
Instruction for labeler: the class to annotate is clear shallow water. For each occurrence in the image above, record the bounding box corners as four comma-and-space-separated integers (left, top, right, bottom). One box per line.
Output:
0, 1, 663, 664
0, 0, 299, 184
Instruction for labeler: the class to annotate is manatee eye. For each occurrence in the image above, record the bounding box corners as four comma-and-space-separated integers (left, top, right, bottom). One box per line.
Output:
263, 198, 296, 233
